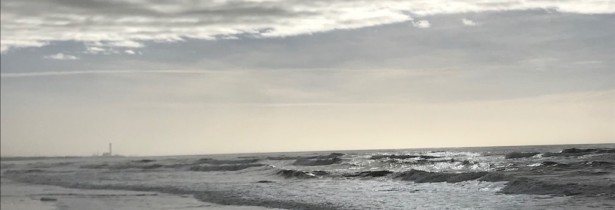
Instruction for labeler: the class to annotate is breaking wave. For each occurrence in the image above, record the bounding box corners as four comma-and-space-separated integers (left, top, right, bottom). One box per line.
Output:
276, 169, 330, 179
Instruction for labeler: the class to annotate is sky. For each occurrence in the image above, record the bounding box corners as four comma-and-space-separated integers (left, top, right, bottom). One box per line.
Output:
1, 0, 614, 156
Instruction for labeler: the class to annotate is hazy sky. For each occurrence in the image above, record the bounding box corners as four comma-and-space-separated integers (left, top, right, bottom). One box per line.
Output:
1, 0, 614, 156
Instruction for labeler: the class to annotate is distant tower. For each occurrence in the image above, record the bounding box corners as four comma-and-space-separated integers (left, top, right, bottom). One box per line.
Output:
102, 143, 113, 156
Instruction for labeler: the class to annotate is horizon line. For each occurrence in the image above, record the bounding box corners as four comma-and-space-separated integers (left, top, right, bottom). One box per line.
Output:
2, 142, 613, 159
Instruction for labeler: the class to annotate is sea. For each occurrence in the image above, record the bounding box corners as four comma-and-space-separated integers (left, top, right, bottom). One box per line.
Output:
2, 144, 614, 209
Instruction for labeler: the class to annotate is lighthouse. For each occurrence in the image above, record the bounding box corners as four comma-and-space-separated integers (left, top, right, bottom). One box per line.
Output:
102, 143, 112, 156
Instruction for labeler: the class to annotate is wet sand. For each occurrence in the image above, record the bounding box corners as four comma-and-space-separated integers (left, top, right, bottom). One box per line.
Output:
0, 178, 277, 210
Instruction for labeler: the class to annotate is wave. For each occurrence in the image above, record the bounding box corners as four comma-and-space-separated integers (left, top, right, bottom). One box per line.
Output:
500, 177, 615, 197
561, 148, 615, 154
265, 156, 306, 160
80, 163, 165, 170
79, 158, 265, 171
276, 169, 330, 179
189, 164, 265, 172
266, 153, 343, 161
543, 147, 615, 157
393, 169, 489, 183
343, 170, 393, 178
4, 169, 47, 174
132, 159, 156, 163
423, 151, 482, 159
391, 169, 615, 197
195, 158, 260, 165
276, 169, 393, 179
504, 152, 539, 159
292, 153, 344, 166
530, 160, 614, 171
477, 172, 511, 182
371, 154, 438, 160
369, 153, 493, 172
293, 157, 341, 166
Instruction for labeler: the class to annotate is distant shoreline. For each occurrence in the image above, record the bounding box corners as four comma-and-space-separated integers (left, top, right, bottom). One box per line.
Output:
2, 142, 613, 161
0, 156, 124, 162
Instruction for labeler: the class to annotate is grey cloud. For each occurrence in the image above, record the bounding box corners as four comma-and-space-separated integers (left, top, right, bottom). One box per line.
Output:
1, 10, 613, 103
2, 0, 614, 52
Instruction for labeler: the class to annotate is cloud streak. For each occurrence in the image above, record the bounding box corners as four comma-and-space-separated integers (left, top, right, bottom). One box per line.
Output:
43, 53, 79, 60
2, 0, 614, 52
0, 68, 458, 78
0, 70, 231, 78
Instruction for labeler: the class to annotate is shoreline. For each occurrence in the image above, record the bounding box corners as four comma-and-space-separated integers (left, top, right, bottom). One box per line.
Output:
0, 178, 278, 210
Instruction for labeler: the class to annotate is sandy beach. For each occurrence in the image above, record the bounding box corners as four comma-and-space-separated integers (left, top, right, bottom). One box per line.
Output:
0, 178, 275, 210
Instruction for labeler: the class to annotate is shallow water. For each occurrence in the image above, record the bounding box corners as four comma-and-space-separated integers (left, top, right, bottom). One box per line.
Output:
2, 144, 614, 209
0, 178, 273, 210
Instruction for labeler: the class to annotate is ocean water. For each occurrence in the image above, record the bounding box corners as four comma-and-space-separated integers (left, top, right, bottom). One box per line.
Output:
2, 144, 614, 209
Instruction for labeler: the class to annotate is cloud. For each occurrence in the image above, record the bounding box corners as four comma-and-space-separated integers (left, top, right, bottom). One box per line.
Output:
83, 43, 141, 55
573, 60, 603, 65
0, 70, 224, 78
1, 0, 614, 52
411, 20, 431, 28
461, 18, 478, 26
84, 46, 107, 54
43, 53, 79, 60
0, 40, 48, 53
